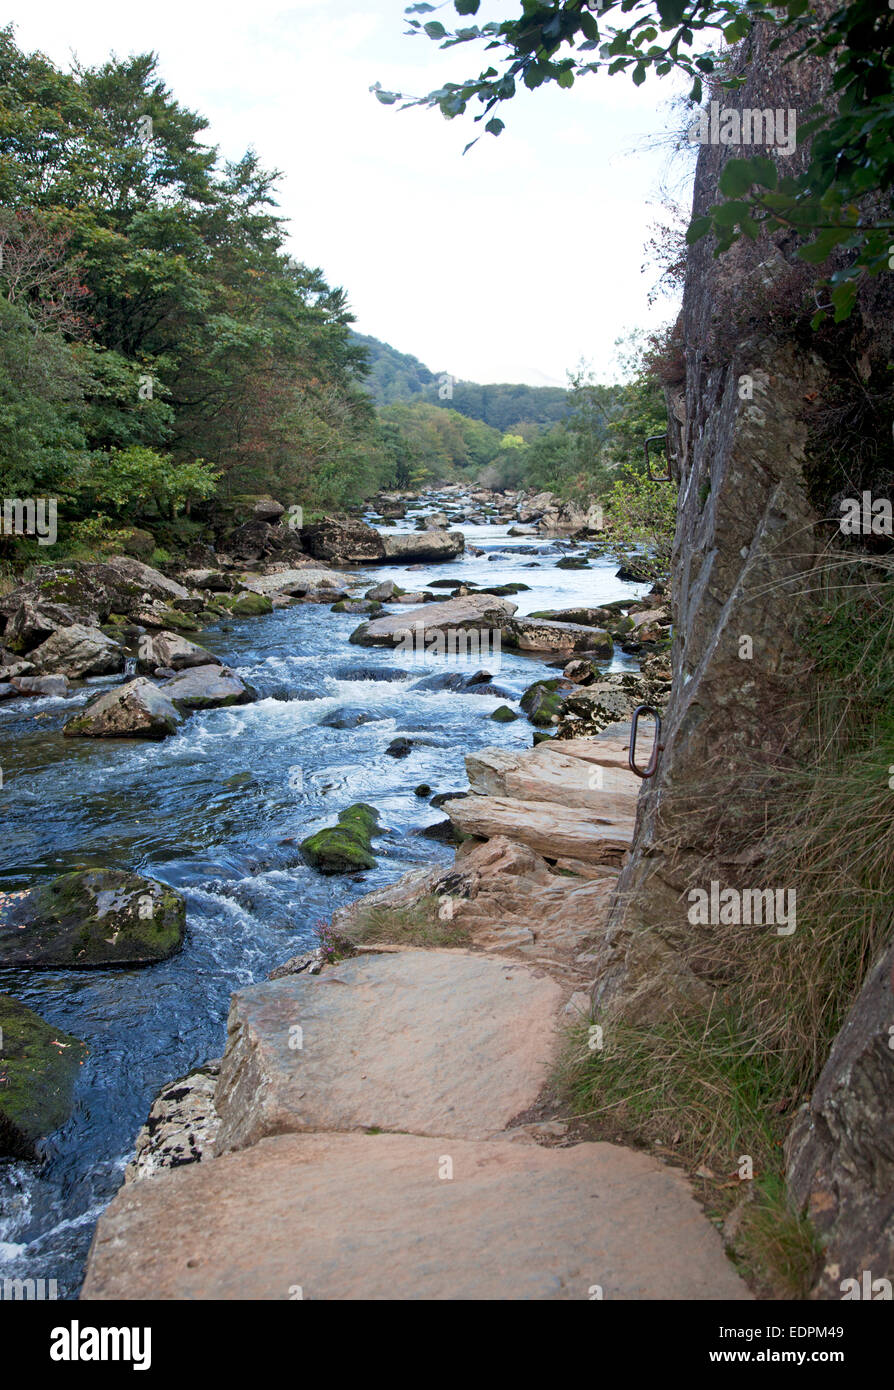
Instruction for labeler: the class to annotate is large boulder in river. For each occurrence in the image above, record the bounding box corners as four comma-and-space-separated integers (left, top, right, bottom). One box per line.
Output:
350, 594, 516, 648
0, 558, 190, 638
0, 869, 186, 969
505, 617, 612, 657
63, 677, 182, 740
28, 623, 124, 678
159, 665, 256, 711
138, 629, 221, 672
0, 994, 87, 1157
301, 804, 380, 873
300, 518, 386, 565
380, 530, 464, 563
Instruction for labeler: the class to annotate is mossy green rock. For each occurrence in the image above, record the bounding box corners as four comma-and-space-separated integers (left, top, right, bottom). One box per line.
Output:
520, 679, 565, 727
0, 869, 186, 969
490, 704, 519, 722
228, 592, 273, 617
301, 804, 380, 874
0, 994, 87, 1157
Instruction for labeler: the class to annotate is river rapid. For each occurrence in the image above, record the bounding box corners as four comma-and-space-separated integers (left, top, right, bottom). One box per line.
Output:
0, 495, 648, 1297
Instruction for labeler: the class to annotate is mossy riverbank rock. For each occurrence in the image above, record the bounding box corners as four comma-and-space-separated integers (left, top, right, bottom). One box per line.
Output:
0, 869, 186, 969
490, 704, 518, 722
0, 994, 88, 1157
300, 804, 381, 874
227, 591, 273, 617
520, 679, 566, 727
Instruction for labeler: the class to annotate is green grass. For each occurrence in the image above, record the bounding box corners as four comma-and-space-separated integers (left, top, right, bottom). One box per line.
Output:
345, 894, 472, 950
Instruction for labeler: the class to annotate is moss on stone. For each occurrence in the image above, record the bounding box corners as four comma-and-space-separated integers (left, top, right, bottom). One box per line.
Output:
490, 704, 519, 722
0, 994, 87, 1157
228, 591, 273, 617
300, 803, 380, 874
0, 869, 186, 969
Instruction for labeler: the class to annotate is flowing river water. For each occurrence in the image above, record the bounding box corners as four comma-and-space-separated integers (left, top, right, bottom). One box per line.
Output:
0, 496, 648, 1297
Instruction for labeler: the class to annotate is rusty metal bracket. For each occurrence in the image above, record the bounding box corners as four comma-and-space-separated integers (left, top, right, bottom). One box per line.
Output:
644, 434, 672, 483
629, 705, 664, 779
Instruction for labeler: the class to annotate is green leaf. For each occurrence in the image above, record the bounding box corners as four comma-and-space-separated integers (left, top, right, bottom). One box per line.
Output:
423, 21, 447, 39
485, 117, 504, 135
718, 159, 755, 196
632, 62, 646, 86
749, 155, 778, 189
685, 214, 712, 244
713, 199, 750, 227
454, 0, 480, 13
656, 0, 688, 24
557, 67, 575, 88
831, 279, 857, 322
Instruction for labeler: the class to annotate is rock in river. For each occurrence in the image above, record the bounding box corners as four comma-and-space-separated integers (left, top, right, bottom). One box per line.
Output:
0, 868, 186, 969
0, 993, 88, 1157
138, 629, 222, 672
350, 594, 516, 648
300, 804, 381, 873
28, 623, 124, 678
63, 677, 182, 740
158, 665, 256, 711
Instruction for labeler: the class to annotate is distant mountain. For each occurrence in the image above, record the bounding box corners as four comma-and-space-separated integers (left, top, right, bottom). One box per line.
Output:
351, 332, 569, 432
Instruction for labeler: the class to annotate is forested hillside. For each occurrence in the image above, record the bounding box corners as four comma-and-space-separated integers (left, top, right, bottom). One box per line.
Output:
352, 330, 569, 429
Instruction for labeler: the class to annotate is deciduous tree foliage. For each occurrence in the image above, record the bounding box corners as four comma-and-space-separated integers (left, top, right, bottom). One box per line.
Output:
0, 26, 386, 553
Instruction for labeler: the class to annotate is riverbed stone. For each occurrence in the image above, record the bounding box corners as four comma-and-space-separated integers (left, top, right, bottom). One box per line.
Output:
0, 994, 87, 1157
213, 949, 564, 1152
158, 665, 256, 711
300, 803, 380, 873
350, 594, 516, 648
137, 629, 221, 672
27, 623, 124, 679
442, 793, 634, 867
9, 674, 73, 698
0, 868, 186, 969
63, 677, 182, 740
380, 530, 464, 562
300, 518, 386, 565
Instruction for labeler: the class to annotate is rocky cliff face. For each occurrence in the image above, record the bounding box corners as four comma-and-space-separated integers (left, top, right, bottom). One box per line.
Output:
589, 18, 894, 1294
591, 22, 831, 1026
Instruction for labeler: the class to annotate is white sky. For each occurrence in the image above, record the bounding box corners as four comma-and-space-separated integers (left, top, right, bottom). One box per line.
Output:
7, 0, 693, 385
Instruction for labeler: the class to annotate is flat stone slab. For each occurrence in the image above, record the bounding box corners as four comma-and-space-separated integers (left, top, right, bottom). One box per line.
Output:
443, 794, 634, 866
213, 950, 563, 1152
350, 594, 517, 647
81, 1131, 752, 1300
466, 744, 640, 817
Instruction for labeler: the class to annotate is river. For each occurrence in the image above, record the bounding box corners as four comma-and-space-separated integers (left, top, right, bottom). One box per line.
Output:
0, 495, 648, 1297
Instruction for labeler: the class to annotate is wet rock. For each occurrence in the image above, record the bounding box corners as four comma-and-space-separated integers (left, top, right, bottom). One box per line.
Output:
0, 868, 186, 969
9, 675, 73, 698
365, 580, 400, 601
159, 665, 256, 711
300, 803, 380, 874
507, 617, 612, 657
0, 994, 87, 1157
414, 784, 432, 796
27, 624, 124, 679
490, 705, 518, 722
333, 664, 410, 683
138, 630, 221, 672
555, 556, 590, 570
126, 1062, 222, 1182
385, 737, 413, 758
350, 594, 516, 648
318, 706, 387, 729
63, 677, 182, 740
520, 679, 568, 727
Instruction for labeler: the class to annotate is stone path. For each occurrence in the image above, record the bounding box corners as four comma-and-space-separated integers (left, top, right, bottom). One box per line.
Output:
80, 730, 751, 1301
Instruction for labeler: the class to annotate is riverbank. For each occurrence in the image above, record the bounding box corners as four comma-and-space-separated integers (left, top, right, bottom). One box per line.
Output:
0, 487, 672, 1296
